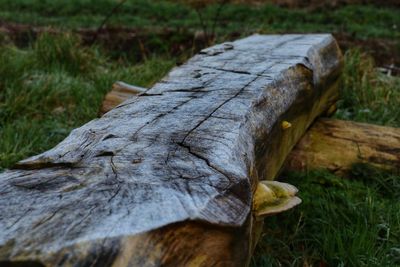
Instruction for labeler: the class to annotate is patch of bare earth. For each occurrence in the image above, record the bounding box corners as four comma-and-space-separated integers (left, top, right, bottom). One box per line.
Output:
1, 22, 398, 74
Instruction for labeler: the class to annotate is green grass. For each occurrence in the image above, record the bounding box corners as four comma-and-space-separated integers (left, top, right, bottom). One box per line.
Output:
251, 166, 400, 267
251, 49, 400, 267
335, 49, 400, 127
0, 1, 399, 40
0, 1, 399, 266
0, 32, 175, 170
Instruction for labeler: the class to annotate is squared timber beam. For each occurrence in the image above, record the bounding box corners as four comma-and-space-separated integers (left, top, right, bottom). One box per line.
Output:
0, 34, 342, 267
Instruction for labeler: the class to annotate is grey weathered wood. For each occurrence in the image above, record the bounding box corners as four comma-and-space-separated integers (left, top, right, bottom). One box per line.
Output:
0, 34, 342, 266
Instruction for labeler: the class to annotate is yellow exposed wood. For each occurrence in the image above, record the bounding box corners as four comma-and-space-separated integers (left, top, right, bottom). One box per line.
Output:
286, 118, 400, 175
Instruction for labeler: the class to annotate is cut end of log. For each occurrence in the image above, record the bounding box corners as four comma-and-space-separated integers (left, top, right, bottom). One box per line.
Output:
99, 81, 146, 115
253, 181, 301, 218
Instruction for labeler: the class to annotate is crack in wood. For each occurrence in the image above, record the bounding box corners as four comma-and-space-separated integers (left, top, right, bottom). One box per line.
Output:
180, 76, 259, 146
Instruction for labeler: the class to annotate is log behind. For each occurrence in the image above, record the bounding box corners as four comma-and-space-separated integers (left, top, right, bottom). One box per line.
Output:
286, 118, 400, 175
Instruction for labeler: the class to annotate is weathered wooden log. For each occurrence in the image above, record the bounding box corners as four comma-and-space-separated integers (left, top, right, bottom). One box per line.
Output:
101, 84, 400, 177
285, 118, 400, 175
0, 34, 342, 266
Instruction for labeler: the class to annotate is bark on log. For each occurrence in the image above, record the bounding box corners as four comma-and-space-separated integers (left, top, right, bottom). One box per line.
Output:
285, 118, 400, 175
0, 34, 342, 266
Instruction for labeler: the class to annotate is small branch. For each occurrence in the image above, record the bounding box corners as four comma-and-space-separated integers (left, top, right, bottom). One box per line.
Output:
90, 0, 128, 45
195, 8, 210, 45
211, 0, 228, 42
138, 38, 148, 61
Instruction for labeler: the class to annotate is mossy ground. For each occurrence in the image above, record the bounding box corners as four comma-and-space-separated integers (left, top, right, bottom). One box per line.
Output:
0, 1, 399, 266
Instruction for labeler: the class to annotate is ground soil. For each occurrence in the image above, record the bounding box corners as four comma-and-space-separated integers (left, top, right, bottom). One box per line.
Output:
268, 0, 400, 9
1, 22, 399, 75
334, 33, 400, 75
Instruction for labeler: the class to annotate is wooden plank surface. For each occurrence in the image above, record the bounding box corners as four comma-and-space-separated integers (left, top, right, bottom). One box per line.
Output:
0, 34, 342, 266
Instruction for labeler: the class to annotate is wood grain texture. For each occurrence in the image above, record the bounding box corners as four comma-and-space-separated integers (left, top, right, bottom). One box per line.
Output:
0, 34, 342, 266
101, 87, 400, 177
286, 118, 400, 175
100, 82, 146, 115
